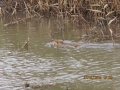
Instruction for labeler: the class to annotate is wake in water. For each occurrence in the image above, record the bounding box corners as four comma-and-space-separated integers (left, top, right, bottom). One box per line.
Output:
45, 40, 120, 50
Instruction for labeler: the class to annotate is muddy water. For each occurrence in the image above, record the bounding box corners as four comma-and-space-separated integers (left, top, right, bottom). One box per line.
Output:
0, 17, 120, 90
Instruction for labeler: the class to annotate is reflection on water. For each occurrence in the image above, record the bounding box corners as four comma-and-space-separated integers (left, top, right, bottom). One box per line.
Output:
0, 17, 120, 90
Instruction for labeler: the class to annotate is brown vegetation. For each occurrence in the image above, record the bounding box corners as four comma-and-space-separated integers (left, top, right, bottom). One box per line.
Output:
1, 0, 120, 41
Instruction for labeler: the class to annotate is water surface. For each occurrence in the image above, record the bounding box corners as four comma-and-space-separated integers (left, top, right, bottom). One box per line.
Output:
0, 17, 120, 90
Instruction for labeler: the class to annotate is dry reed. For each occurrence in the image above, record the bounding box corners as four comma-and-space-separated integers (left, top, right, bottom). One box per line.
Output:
1, 0, 120, 41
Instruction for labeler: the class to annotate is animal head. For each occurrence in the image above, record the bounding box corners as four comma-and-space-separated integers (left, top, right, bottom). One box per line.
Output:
54, 40, 64, 45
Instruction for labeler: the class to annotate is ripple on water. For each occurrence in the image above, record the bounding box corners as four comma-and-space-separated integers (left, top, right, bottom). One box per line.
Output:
0, 41, 120, 90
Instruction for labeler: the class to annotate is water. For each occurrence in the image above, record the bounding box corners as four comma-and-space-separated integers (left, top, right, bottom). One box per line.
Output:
0, 17, 120, 90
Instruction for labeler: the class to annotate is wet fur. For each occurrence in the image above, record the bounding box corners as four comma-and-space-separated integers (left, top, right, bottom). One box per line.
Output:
53, 40, 80, 47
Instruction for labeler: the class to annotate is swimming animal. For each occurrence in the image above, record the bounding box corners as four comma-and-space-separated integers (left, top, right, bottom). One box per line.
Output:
49, 33, 81, 47
53, 39, 80, 47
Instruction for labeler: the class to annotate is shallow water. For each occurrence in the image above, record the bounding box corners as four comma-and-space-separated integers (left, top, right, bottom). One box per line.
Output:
0, 17, 120, 90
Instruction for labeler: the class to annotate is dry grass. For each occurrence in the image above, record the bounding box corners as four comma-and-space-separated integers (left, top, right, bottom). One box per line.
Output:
1, 0, 120, 41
